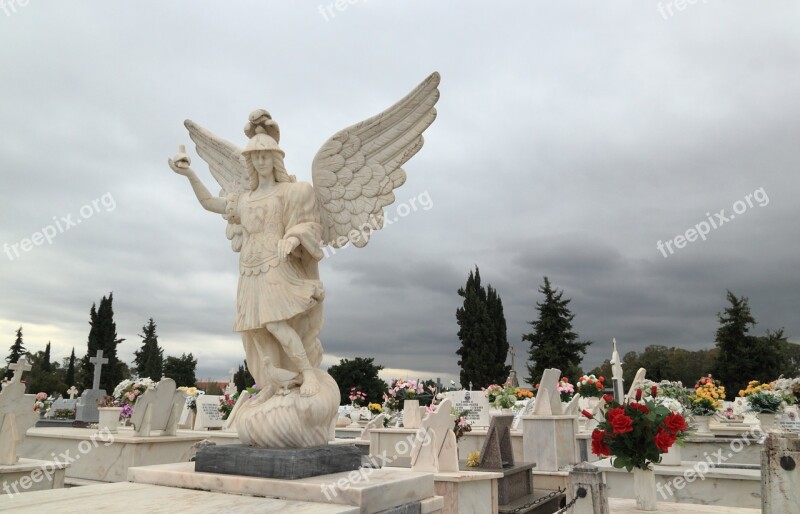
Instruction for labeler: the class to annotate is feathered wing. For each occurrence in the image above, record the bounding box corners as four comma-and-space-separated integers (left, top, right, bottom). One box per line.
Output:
184, 120, 249, 251
311, 72, 440, 248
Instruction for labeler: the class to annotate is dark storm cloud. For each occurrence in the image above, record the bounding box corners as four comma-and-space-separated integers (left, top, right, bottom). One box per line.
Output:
1, 2, 798, 385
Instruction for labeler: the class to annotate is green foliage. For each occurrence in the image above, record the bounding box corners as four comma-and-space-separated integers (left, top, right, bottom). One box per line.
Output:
589, 346, 719, 386
80, 294, 125, 391
26, 349, 66, 396
163, 353, 198, 387
65, 347, 77, 391
524, 277, 591, 385
233, 361, 255, 392
4, 327, 27, 380
456, 267, 510, 389
327, 357, 388, 405
41, 342, 52, 373
133, 318, 163, 381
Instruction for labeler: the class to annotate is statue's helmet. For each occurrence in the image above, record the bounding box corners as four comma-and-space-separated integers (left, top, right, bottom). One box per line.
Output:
243, 131, 285, 158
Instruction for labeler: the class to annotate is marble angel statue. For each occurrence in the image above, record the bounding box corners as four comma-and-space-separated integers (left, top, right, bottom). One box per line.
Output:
168, 73, 440, 447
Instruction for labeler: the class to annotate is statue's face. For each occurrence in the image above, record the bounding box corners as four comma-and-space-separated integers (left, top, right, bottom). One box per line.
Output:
252, 151, 274, 178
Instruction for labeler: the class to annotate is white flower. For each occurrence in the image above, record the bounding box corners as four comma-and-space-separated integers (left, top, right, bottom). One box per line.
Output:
657, 397, 683, 414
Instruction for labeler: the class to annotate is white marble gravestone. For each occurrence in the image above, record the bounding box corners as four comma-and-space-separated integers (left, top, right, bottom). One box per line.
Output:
0, 358, 39, 465
194, 395, 224, 430
410, 398, 458, 473
75, 350, 108, 423
443, 390, 490, 427
131, 378, 186, 437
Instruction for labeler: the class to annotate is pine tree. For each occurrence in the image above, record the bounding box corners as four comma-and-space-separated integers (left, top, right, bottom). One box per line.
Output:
327, 357, 388, 405
712, 291, 784, 399
133, 318, 163, 380
41, 342, 52, 373
455, 267, 511, 389
81, 293, 125, 391
65, 347, 76, 389
524, 277, 591, 386
233, 361, 255, 392
163, 353, 198, 387
4, 327, 27, 380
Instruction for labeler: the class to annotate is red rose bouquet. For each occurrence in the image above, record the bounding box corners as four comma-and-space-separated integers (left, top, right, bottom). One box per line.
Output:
587, 387, 688, 471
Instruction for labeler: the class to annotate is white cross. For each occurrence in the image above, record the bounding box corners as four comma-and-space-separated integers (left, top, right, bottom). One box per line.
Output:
229, 368, 236, 384
8, 357, 32, 383
89, 350, 109, 390
67, 386, 79, 399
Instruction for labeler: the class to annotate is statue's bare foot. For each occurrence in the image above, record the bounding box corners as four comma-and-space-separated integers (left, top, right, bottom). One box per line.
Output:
300, 370, 320, 396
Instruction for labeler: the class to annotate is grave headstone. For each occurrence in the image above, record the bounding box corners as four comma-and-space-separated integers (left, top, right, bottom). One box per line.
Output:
410, 398, 458, 473
0, 358, 39, 465
512, 399, 535, 429
194, 394, 224, 430
75, 350, 108, 423
49, 398, 77, 418
443, 390, 490, 427
478, 414, 515, 468
130, 378, 186, 436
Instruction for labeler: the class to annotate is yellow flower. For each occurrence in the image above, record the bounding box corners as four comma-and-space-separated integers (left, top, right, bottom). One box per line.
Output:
467, 451, 481, 467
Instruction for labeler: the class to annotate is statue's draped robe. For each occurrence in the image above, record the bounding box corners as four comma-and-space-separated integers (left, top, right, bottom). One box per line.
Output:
227, 181, 324, 387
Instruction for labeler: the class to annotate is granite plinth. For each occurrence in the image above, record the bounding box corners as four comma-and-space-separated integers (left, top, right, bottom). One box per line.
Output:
471, 462, 535, 505
195, 444, 363, 480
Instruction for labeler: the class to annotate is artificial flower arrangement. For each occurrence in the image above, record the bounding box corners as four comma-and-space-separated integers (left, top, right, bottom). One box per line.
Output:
368, 403, 383, 415
516, 388, 534, 400
349, 387, 367, 408
452, 408, 472, 442
178, 386, 202, 412
113, 378, 155, 407
557, 377, 575, 402
97, 395, 120, 408
218, 386, 259, 420
33, 392, 51, 413
739, 380, 789, 414
384, 379, 428, 411
768, 377, 800, 405
484, 382, 518, 409
688, 375, 725, 416
587, 387, 688, 471
576, 375, 606, 398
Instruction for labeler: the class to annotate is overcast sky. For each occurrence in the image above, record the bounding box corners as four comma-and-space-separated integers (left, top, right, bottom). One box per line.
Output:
1, 2, 798, 388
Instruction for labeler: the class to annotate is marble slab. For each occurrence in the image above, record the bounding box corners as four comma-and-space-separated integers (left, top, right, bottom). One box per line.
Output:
0, 482, 361, 513
595, 457, 761, 509
19, 427, 207, 482
128, 461, 437, 513
607, 498, 760, 513
0, 458, 69, 495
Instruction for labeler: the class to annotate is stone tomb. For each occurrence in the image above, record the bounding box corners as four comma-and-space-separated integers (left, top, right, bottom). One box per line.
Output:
75, 350, 109, 424
193, 394, 224, 430
130, 378, 185, 437
442, 390, 490, 427
0, 358, 70, 493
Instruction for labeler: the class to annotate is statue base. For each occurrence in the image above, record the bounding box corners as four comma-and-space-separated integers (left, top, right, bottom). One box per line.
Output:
194, 444, 363, 480
235, 368, 339, 448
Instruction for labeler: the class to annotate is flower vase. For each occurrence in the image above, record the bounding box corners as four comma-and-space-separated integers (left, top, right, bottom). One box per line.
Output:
633, 467, 658, 511
403, 400, 421, 429
349, 409, 362, 426
694, 415, 712, 435
98, 407, 122, 434
660, 444, 681, 466
757, 413, 778, 432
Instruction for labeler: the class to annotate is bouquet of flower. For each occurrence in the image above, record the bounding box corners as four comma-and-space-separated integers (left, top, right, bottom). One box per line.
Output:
368, 403, 383, 415
97, 395, 120, 408
588, 388, 688, 471
484, 382, 517, 409
738, 380, 791, 413
384, 379, 426, 411
516, 388, 534, 400
219, 392, 237, 420
452, 408, 472, 442
557, 377, 575, 402
33, 392, 51, 413
653, 380, 691, 408
769, 377, 800, 405
689, 375, 725, 416
349, 387, 367, 408
113, 378, 155, 408
576, 375, 606, 398
178, 386, 203, 411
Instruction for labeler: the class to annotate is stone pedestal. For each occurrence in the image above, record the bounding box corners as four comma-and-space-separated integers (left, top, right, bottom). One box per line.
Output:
522, 415, 579, 471
762, 432, 800, 513
19, 427, 207, 482
428, 469, 502, 514
128, 462, 444, 513
195, 444, 363, 480
0, 458, 69, 495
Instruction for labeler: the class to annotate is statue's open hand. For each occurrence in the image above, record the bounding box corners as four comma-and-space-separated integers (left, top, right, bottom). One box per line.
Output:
278, 236, 300, 261
168, 145, 193, 177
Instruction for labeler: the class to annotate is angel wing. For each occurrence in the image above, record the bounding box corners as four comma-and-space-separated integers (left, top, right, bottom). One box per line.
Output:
312, 72, 440, 248
184, 120, 249, 251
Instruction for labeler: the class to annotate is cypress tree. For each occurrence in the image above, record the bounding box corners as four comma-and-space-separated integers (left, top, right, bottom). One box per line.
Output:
4, 327, 27, 380
42, 341, 52, 373
65, 347, 76, 388
134, 318, 163, 380
524, 277, 591, 385
81, 293, 125, 391
456, 267, 511, 389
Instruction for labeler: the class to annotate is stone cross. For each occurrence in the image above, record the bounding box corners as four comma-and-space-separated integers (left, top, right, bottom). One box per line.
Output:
67, 386, 79, 399
8, 358, 32, 384
509, 346, 517, 369
89, 350, 109, 390
610, 338, 625, 404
